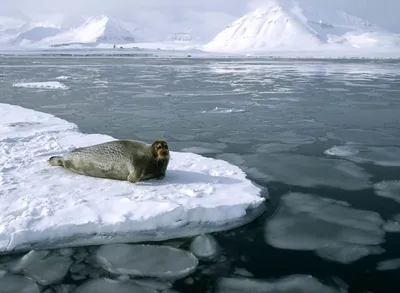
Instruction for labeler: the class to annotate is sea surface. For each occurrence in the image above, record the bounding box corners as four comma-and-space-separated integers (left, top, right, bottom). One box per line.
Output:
1, 54, 400, 293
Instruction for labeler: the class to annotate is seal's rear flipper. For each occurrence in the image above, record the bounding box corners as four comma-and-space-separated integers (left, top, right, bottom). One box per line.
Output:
48, 156, 64, 167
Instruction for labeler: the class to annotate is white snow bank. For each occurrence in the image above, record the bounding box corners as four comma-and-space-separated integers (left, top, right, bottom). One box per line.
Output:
12, 81, 68, 90
0, 103, 265, 253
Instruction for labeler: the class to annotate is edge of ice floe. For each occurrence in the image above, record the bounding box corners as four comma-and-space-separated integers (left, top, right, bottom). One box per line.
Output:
0, 103, 268, 253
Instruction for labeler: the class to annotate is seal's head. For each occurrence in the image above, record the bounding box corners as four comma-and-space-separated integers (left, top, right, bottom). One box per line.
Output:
151, 140, 170, 160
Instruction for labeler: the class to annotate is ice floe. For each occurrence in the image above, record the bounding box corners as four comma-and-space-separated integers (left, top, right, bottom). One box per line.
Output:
94, 244, 198, 279
74, 278, 158, 293
216, 275, 345, 293
12, 81, 69, 90
373, 181, 400, 204
324, 145, 359, 157
324, 145, 400, 167
264, 193, 385, 264
0, 274, 40, 293
189, 234, 220, 261
218, 153, 372, 190
0, 103, 265, 252
376, 258, 400, 271
383, 214, 400, 233
9, 250, 73, 285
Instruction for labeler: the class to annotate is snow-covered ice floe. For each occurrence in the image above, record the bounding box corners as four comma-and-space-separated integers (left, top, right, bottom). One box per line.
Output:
12, 81, 69, 90
0, 103, 266, 253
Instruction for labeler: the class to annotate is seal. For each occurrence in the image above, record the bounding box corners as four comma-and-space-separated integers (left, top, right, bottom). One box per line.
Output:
48, 139, 170, 183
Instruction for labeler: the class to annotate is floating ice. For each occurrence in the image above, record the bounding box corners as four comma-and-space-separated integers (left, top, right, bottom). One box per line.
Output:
373, 181, 400, 204
0, 103, 264, 252
316, 243, 384, 264
383, 214, 400, 233
10, 250, 73, 285
55, 76, 72, 80
219, 153, 372, 190
216, 275, 345, 293
264, 193, 385, 264
52, 284, 76, 293
201, 107, 246, 114
12, 81, 69, 90
74, 278, 158, 293
189, 234, 220, 261
232, 267, 254, 278
324, 145, 359, 157
376, 258, 400, 271
0, 274, 40, 293
131, 279, 173, 290
95, 244, 198, 279
324, 144, 400, 167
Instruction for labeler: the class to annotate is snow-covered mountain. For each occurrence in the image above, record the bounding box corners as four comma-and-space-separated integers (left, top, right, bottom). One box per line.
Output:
39, 15, 135, 46
11, 27, 61, 45
203, 1, 400, 52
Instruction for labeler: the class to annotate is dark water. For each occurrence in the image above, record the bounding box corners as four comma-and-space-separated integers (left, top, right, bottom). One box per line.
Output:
1, 55, 400, 293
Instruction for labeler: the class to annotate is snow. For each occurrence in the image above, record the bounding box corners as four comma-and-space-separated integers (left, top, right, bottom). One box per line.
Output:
40, 15, 135, 46
12, 27, 61, 45
94, 244, 198, 279
264, 193, 385, 264
0, 103, 265, 253
12, 81, 69, 90
203, 1, 400, 54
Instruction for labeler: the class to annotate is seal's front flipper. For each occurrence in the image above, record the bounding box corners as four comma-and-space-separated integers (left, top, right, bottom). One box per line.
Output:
127, 169, 143, 183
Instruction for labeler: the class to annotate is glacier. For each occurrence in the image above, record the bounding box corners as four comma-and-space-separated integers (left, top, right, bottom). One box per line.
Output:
0, 103, 266, 253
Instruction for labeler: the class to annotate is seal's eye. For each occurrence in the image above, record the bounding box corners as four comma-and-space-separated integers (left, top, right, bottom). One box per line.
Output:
157, 145, 162, 149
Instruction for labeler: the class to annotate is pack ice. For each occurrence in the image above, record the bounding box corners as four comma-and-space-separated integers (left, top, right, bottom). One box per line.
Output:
0, 103, 265, 252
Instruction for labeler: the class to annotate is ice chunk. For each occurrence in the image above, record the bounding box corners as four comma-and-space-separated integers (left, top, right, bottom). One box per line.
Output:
189, 234, 220, 260
132, 279, 173, 290
55, 76, 72, 80
95, 244, 198, 279
10, 250, 73, 285
316, 243, 384, 264
72, 249, 89, 263
384, 215, 400, 233
264, 193, 385, 264
74, 278, 158, 293
53, 284, 76, 293
59, 248, 74, 257
374, 181, 400, 204
12, 81, 69, 90
232, 268, 254, 278
221, 153, 372, 190
324, 145, 359, 157
0, 103, 264, 252
9, 250, 50, 273
0, 274, 40, 293
216, 275, 344, 293
376, 258, 400, 271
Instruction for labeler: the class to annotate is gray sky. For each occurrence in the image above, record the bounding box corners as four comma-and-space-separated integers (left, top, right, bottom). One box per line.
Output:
3, 0, 399, 38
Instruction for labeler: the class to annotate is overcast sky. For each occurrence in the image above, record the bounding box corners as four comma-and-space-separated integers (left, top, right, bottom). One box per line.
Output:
3, 0, 399, 38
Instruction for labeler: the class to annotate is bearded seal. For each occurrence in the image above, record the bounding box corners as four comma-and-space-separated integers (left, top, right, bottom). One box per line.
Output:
48, 139, 170, 183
